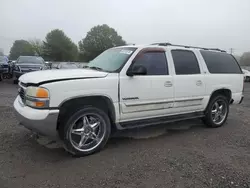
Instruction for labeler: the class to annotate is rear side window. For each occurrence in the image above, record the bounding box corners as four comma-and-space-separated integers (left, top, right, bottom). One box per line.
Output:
171, 50, 200, 75
200, 50, 242, 74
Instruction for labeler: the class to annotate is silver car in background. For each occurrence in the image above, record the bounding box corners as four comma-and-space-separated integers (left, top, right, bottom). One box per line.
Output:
56, 62, 79, 69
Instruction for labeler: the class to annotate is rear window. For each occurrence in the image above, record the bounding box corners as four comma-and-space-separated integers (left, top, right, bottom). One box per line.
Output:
200, 50, 242, 74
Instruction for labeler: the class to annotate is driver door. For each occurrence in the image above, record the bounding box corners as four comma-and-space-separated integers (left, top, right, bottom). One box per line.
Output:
119, 48, 174, 122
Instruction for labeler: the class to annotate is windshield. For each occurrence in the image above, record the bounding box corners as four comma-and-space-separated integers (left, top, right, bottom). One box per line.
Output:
0, 56, 5, 62
87, 47, 137, 72
17, 56, 44, 64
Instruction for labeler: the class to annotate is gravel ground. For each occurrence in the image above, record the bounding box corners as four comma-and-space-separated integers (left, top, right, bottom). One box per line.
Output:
0, 80, 250, 188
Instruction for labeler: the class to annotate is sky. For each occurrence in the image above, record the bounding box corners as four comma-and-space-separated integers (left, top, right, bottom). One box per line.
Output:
1, 0, 250, 56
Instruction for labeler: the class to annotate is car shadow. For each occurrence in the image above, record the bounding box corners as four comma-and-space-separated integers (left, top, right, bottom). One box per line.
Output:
18, 118, 206, 160
107, 119, 206, 147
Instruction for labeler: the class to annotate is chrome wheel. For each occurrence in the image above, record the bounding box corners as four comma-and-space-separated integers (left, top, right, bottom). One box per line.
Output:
211, 100, 228, 125
69, 113, 106, 152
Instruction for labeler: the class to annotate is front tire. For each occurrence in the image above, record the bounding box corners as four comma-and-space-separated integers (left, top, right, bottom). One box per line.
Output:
203, 95, 229, 128
60, 106, 111, 157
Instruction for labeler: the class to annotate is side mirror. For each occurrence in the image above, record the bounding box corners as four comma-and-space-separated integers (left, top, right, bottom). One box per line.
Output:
127, 65, 147, 76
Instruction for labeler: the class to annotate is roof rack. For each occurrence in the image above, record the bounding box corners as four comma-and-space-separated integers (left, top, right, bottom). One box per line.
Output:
151, 42, 226, 52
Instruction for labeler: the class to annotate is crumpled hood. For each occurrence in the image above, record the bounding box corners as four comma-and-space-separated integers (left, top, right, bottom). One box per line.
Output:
19, 69, 108, 84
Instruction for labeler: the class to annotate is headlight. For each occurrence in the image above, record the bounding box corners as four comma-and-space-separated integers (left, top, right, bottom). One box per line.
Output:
25, 87, 50, 108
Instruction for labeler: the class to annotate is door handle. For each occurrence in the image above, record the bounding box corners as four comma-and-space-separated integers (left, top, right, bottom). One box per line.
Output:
164, 81, 173, 87
196, 80, 202, 86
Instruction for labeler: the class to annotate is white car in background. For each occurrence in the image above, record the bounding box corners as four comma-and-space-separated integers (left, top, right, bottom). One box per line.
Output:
242, 69, 250, 82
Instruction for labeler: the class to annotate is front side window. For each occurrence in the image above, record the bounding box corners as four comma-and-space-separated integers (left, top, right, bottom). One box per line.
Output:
131, 51, 168, 75
172, 50, 200, 75
87, 47, 137, 72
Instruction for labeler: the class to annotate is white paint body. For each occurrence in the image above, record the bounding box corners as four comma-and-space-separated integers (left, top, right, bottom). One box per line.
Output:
18, 45, 244, 124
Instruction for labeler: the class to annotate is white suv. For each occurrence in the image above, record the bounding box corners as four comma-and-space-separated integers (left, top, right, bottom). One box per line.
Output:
14, 43, 244, 156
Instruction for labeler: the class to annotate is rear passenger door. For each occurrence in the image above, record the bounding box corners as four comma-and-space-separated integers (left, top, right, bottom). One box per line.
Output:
170, 49, 206, 113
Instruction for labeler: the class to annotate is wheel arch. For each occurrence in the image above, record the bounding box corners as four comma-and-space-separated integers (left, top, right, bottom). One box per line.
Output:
205, 88, 232, 111
57, 95, 117, 131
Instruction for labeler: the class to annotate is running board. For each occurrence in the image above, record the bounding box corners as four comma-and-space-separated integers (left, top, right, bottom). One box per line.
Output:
119, 112, 204, 129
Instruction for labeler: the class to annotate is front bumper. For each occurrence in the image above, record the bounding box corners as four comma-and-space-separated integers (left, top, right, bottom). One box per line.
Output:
14, 96, 60, 139
239, 95, 244, 104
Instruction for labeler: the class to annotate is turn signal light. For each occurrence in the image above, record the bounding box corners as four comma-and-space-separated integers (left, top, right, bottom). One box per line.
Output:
36, 88, 49, 98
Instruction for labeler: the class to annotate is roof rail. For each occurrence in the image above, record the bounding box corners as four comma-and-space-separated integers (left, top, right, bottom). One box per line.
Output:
151, 42, 172, 46
151, 43, 226, 52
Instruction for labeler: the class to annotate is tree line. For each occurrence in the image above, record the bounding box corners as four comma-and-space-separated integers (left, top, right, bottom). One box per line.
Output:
231, 53, 250, 66
8, 24, 250, 65
238, 52, 250, 66
8, 24, 126, 62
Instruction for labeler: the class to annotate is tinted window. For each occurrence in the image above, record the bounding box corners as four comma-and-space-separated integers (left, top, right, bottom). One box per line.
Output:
172, 50, 200, 75
132, 52, 168, 75
200, 50, 242, 74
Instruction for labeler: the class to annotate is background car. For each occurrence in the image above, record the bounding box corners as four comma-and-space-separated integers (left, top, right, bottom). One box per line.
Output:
0, 56, 9, 81
45, 61, 52, 69
13, 56, 48, 84
56, 62, 79, 69
242, 68, 250, 82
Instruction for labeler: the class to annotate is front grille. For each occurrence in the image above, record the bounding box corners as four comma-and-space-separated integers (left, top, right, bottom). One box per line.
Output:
20, 66, 40, 70
18, 87, 25, 103
22, 69, 35, 73
19, 66, 41, 73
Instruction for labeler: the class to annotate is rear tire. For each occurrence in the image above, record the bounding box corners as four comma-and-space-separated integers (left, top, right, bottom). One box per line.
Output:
203, 95, 229, 128
59, 106, 111, 157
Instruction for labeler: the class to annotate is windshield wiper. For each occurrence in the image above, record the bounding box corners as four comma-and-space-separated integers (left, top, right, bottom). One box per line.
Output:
83, 66, 105, 72
89, 66, 104, 71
